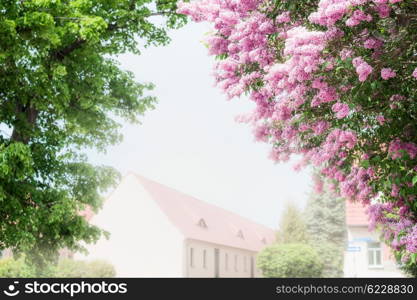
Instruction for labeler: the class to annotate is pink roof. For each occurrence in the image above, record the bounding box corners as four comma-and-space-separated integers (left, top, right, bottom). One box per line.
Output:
134, 174, 276, 252
346, 200, 369, 226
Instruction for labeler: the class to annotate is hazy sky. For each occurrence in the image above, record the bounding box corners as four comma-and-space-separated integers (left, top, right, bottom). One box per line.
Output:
87, 22, 313, 229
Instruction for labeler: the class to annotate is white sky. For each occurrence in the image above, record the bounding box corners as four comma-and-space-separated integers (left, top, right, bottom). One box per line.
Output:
87, 22, 313, 229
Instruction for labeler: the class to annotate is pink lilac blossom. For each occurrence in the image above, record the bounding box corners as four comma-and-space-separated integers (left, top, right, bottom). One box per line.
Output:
390, 94, 406, 103
413, 68, 417, 79
352, 57, 373, 82
253, 123, 270, 142
374, 3, 391, 18
340, 49, 353, 60
368, 202, 416, 260
363, 38, 383, 49
313, 175, 324, 194
309, 0, 371, 27
276, 11, 291, 23
332, 102, 350, 119
405, 225, 417, 253
391, 184, 399, 197
388, 139, 417, 160
177, 0, 401, 195
346, 9, 373, 27
381, 68, 396, 80
376, 115, 385, 125
313, 120, 330, 135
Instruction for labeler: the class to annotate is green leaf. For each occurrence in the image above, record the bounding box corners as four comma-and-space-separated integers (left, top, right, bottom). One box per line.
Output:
412, 175, 417, 186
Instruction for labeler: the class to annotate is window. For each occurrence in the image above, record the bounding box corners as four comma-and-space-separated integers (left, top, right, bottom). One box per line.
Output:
197, 218, 207, 228
368, 242, 382, 268
225, 253, 229, 271
214, 249, 220, 278
203, 249, 207, 268
234, 254, 238, 272
250, 256, 254, 278
237, 230, 244, 239
190, 248, 194, 268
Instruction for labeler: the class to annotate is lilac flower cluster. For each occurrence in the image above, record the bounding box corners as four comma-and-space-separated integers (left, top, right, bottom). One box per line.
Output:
368, 203, 417, 262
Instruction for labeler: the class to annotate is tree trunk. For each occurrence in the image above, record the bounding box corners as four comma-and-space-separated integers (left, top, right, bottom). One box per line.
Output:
10, 102, 38, 144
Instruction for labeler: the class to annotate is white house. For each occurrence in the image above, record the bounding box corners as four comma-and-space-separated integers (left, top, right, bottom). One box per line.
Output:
344, 201, 404, 277
79, 173, 276, 277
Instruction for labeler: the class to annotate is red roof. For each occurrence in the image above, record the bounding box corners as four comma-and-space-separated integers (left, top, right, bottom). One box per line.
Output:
346, 200, 369, 226
133, 174, 276, 252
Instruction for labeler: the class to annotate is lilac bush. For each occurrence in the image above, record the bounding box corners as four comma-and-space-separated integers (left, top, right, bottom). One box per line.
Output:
178, 0, 417, 274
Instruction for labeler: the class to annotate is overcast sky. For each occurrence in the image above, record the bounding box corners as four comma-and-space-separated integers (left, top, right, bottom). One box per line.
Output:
87, 22, 313, 229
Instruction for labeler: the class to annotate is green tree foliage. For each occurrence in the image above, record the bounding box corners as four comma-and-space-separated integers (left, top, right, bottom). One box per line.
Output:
0, 0, 187, 267
305, 177, 346, 277
276, 202, 309, 244
257, 243, 323, 278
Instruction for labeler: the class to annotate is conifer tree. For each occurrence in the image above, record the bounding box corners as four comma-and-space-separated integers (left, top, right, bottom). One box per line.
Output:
305, 177, 346, 277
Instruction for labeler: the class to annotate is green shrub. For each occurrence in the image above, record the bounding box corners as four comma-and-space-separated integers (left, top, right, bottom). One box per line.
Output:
0, 257, 115, 278
52, 259, 89, 278
0, 257, 36, 277
257, 243, 323, 278
84, 260, 116, 277
312, 243, 344, 277
53, 258, 116, 278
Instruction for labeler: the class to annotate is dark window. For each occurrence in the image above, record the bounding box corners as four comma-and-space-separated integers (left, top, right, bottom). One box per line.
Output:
190, 247, 194, 267
214, 249, 220, 277
225, 253, 229, 271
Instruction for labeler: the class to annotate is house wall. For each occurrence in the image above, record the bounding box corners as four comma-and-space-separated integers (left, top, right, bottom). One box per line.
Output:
76, 174, 185, 277
344, 226, 404, 277
184, 239, 263, 278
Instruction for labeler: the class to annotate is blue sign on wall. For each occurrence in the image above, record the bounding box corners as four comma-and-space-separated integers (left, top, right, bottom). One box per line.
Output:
347, 246, 361, 252
352, 237, 373, 242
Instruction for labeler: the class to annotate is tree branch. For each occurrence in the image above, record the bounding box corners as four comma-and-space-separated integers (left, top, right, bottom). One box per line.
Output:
53, 39, 86, 61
